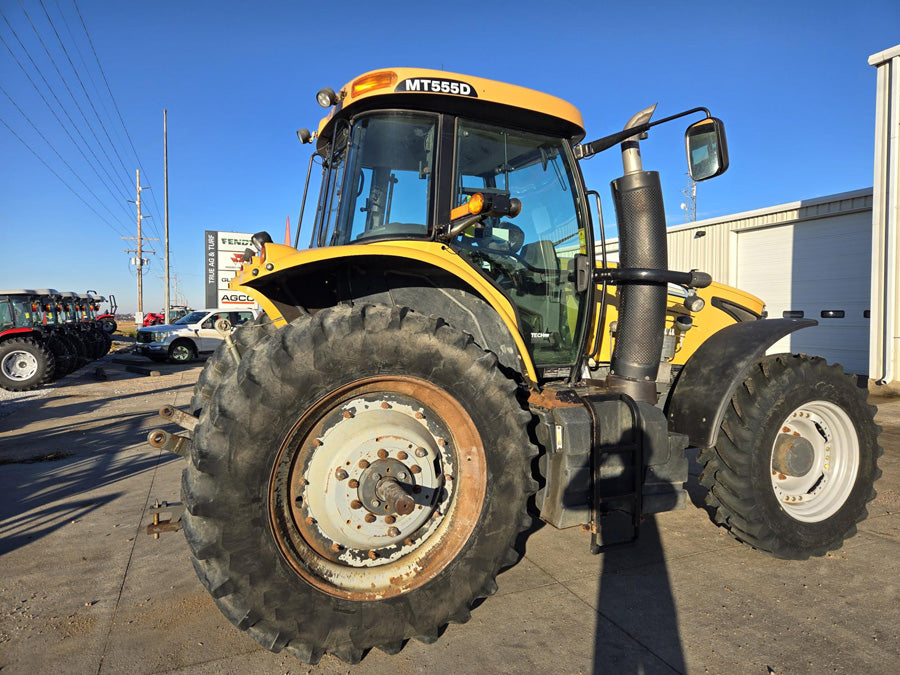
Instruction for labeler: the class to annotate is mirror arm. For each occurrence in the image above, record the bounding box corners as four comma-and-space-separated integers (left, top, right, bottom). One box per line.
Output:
574, 107, 711, 160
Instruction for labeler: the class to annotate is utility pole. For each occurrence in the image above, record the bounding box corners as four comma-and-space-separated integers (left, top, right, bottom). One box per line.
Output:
124, 168, 156, 317
680, 173, 697, 223
164, 110, 171, 324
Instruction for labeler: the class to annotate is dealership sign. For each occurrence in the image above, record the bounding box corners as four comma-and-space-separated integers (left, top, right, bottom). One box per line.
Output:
205, 230, 257, 308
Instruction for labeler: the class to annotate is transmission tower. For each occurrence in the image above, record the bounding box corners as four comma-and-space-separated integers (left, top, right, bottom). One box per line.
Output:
679, 173, 697, 223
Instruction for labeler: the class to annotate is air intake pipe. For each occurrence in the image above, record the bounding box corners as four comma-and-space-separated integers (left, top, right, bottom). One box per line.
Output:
605, 105, 668, 403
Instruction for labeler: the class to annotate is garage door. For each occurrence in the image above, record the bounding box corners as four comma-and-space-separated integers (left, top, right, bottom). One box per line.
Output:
736, 213, 871, 375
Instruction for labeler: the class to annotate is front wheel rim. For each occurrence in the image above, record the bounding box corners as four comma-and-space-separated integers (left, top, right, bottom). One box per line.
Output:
769, 400, 860, 522
2, 350, 38, 381
171, 345, 191, 361
268, 376, 487, 601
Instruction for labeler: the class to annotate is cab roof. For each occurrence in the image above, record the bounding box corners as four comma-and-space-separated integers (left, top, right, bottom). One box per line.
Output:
315, 67, 586, 151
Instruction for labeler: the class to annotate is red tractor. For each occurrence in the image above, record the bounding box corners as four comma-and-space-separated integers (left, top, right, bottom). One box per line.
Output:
89, 291, 118, 333
143, 305, 192, 327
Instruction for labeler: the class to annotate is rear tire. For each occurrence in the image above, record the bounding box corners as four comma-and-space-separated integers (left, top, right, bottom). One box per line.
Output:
0, 337, 55, 391
183, 304, 537, 664
699, 354, 881, 559
99, 318, 117, 333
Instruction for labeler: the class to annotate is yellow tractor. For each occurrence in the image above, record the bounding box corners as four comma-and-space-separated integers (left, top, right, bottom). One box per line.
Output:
153, 68, 881, 664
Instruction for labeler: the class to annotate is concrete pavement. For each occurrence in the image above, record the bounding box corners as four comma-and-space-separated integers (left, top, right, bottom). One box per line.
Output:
1, 355, 898, 674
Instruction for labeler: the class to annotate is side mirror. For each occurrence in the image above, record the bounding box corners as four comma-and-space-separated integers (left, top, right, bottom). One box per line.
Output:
685, 117, 729, 181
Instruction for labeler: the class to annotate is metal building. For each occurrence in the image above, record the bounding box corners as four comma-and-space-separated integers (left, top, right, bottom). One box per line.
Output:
600, 190, 877, 376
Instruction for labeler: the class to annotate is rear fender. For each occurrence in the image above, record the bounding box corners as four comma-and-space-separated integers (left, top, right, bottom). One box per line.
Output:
0, 328, 38, 340
666, 318, 817, 448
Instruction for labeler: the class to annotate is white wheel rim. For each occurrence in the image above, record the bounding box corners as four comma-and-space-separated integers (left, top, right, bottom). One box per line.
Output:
269, 376, 487, 600
770, 400, 859, 522
2, 350, 38, 381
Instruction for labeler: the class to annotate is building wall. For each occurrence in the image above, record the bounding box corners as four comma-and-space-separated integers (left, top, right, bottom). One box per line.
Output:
869, 45, 900, 387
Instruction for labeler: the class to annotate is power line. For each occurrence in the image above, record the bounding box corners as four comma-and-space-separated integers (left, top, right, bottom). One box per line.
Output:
0, 13, 131, 213
0, 116, 131, 238
14, 0, 132, 197
1, 83, 130, 229
72, 0, 165, 239
37, 0, 134, 185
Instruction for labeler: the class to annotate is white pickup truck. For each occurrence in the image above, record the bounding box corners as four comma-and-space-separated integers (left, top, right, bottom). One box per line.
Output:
135, 308, 258, 363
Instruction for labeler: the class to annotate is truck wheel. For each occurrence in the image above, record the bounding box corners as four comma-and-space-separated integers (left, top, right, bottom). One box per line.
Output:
190, 313, 279, 416
99, 318, 117, 333
699, 354, 881, 559
183, 304, 537, 664
168, 340, 197, 363
0, 337, 55, 391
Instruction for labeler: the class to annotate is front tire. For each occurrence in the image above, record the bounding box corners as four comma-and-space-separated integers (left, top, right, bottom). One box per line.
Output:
168, 340, 197, 363
183, 305, 537, 664
699, 354, 881, 559
189, 313, 278, 415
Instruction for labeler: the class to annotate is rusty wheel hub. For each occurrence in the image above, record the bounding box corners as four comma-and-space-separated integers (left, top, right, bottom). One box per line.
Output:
268, 377, 486, 600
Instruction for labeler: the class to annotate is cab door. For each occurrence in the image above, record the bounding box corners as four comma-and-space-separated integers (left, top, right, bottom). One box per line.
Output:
451, 119, 591, 376
196, 312, 228, 352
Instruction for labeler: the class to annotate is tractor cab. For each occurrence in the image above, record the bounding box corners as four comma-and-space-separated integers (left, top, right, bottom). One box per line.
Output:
303, 69, 594, 374
0, 290, 43, 333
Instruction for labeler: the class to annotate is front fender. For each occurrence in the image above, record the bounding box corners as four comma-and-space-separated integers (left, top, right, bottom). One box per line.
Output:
230, 241, 538, 382
666, 318, 817, 448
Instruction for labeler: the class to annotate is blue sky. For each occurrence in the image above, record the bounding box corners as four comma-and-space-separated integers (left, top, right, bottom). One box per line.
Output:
1, 0, 897, 314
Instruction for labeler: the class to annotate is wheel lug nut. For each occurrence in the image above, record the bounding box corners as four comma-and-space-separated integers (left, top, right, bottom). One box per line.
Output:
372, 473, 382, 481
335, 468, 348, 481
358, 459, 369, 469
387, 527, 400, 537
368, 550, 378, 559
331, 542, 342, 552
437, 438, 447, 446
415, 447, 427, 458
381, 402, 390, 409
384, 515, 396, 524
371, 499, 381, 508
305, 516, 315, 525
350, 499, 362, 509
348, 479, 359, 488
365, 513, 376, 523
415, 411, 424, 419
444, 473, 453, 482
410, 465, 421, 475
397, 451, 408, 460
377, 448, 389, 459
398, 471, 407, 480
342, 410, 353, 418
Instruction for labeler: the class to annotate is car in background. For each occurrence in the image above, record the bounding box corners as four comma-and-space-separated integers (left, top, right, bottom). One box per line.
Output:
135, 308, 258, 363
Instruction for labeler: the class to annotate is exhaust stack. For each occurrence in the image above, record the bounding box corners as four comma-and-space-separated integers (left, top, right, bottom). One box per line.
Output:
606, 106, 668, 403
